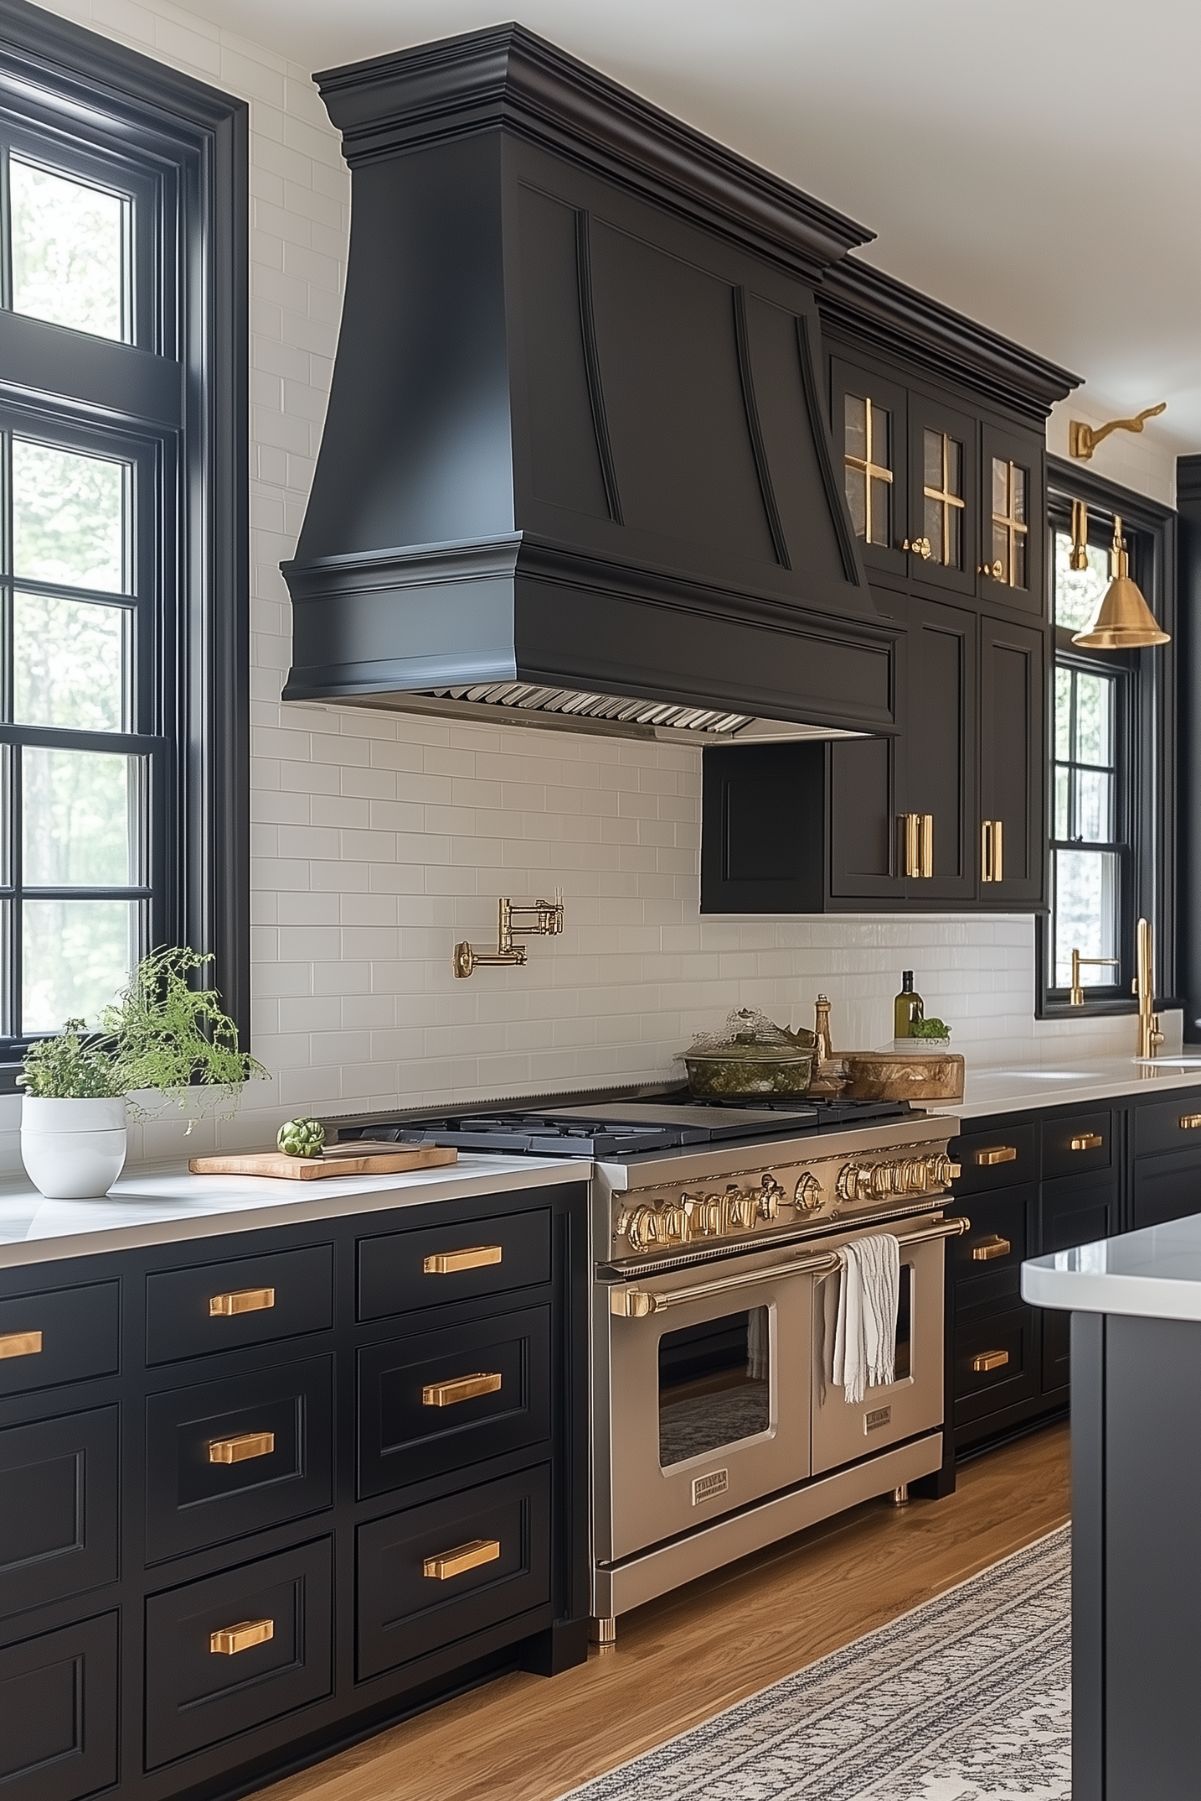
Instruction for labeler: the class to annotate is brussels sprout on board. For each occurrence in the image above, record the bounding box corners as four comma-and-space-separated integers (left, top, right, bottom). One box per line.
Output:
277, 1117, 326, 1159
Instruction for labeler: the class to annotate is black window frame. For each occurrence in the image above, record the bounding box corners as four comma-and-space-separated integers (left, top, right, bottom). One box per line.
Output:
1037, 460, 1177, 1018
0, 1, 248, 1082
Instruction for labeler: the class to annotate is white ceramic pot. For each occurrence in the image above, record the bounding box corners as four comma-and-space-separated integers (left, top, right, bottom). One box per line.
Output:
21, 1095, 128, 1200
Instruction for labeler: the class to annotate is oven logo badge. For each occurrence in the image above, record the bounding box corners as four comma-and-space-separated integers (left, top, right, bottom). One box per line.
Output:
692, 1469, 729, 1506
864, 1406, 892, 1432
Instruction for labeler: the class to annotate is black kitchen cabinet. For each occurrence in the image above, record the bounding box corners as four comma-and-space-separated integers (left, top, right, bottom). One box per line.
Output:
978, 613, 1047, 907
1130, 1147, 1201, 1230
898, 596, 977, 903
979, 421, 1044, 616
1038, 1172, 1119, 1400
0, 1179, 589, 1801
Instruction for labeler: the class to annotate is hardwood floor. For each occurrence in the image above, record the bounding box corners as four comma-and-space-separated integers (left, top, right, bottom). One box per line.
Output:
257, 1426, 1069, 1801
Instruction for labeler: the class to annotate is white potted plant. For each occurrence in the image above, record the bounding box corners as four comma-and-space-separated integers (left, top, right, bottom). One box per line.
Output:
18, 947, 265, 1201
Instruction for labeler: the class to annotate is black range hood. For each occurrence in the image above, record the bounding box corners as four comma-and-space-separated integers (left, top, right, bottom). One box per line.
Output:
283, 24, 903, 745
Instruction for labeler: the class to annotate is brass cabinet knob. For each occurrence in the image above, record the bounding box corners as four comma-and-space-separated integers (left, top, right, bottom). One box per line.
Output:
970, 1234, 1012, 1262
422, 1371, 503, 1407
971, 1349, 1010, 1373
0, 1330, 43, 1360
903, 535, 933, 559
423, 1538, 501, 1581
210, 1618, 274, 1656
979, 558, 1004, 579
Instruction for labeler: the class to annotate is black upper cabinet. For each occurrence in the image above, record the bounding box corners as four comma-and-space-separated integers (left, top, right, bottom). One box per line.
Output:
979, 613, 1047, 906
831, 358, 909, 584
899, 597, 977, 903
979, 422, 1044, 616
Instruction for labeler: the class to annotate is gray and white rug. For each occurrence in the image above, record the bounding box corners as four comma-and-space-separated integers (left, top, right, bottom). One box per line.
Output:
564, 1527, 1069, 1800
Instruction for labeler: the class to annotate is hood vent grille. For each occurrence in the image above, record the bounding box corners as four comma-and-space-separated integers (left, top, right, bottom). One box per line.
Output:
392, 682, 850, 744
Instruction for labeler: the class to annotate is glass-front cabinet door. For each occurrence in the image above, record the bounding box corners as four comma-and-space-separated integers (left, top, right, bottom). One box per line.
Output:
831, 358, 908, 582
979, 422, 1044, 614
906, 393, 978, 595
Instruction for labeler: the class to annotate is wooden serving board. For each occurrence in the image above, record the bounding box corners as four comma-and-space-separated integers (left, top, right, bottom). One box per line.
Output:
187, 1142, 460, 1180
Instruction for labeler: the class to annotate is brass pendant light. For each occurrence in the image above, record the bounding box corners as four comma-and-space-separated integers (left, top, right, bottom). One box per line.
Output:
1071, 513, 1169, 650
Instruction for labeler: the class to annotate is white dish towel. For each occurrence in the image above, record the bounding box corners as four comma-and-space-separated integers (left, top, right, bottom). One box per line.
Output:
832, 1232, 901, 1406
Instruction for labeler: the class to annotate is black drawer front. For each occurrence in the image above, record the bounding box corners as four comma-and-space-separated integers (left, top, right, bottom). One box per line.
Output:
145, 1243, 333, 1365
0, 1407, 118, 1618
145, 1356, 333, 1563
0, 1281, 119, 1400
0, 1613, 118, 1801
953, 1307, 1039, 1427
1135, 1094, 1201, 1158
144, 1538, 333, 1769
358, 1208, 552, 1322
356, 1465, 551, 1681
1130, 1147, 1201, 1231
950, 1123, 1037, 1198
358, 1305, 552, 1501
951, 1189, 1031, 1317
1041, 1110, 1113, 1182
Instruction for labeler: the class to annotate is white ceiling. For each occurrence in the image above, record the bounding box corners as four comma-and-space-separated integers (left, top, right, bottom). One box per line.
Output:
192, 0, 1201, 453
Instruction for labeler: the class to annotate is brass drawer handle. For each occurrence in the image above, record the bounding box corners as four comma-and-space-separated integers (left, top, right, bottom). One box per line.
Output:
1181, 1115, 1201, 1131
423, 1537, 501, 1581
0, 1330, 43, 1360
970, 1234, 1011, 1262
207, 1430, 276, 1465
974, 1146, 1018, 1167
971, 1349, 1010, 1373
422, 1371, 503, 1407
209, 1286, 275, 1317
423, 1245, 503, 1275
210, 1618, 275, 1656
1071, 1133, 1104, 1152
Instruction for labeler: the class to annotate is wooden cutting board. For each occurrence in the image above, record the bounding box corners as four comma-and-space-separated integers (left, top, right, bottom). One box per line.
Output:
187, 1141, 459, 1180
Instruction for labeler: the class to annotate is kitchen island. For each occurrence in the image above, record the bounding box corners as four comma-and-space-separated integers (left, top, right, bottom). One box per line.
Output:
1024, 1219, 1201, 1801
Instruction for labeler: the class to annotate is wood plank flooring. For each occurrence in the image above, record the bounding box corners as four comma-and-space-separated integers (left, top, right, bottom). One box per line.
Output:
257, 1425, 1069, 1801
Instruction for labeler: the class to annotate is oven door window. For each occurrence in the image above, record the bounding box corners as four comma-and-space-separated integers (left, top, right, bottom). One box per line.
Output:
657, 1306, 771, 1468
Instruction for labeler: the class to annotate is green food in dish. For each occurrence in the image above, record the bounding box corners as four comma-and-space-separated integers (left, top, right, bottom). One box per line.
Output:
910, 1018, 951, 1040
277, 1116, 326, 1158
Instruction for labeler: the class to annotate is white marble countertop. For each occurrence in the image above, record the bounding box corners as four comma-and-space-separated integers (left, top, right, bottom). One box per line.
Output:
0, 1156, 584, 1270
937, 1052, 1201, 1121
1024, 1214, 1201, 1321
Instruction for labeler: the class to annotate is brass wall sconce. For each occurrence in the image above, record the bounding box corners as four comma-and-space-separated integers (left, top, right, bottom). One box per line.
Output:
1071, 512, 1169, 650
1068, 401, 1166, 462
453, 894, 564, 978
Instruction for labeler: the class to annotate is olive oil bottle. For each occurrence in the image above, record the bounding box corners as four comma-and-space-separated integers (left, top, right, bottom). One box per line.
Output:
893, 970, 924, 1039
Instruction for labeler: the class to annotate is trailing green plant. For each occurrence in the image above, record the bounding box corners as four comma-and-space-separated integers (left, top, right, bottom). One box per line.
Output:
18, 947, 267, 1120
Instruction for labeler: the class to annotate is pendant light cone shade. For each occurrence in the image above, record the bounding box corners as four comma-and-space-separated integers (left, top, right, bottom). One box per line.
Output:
1072, 514, 1170, 650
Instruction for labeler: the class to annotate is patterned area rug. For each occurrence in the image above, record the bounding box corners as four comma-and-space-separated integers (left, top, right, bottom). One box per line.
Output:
564, 1527, 1070, 1800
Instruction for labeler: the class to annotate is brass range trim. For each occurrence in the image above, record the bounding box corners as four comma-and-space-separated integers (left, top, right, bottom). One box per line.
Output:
0, 1329, 42, 1359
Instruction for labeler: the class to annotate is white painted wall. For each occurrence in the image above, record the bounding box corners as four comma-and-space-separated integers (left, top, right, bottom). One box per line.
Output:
4, 0, 1161, 1173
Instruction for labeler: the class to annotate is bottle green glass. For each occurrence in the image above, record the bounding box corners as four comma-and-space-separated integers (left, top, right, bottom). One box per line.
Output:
893, 970, 924, 1039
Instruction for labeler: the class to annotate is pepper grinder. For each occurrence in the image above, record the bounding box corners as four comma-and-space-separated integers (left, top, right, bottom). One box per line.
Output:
809, 992, 848, 1099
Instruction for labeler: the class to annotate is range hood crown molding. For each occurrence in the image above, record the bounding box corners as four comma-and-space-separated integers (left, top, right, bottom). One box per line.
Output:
316, 22, 875, 284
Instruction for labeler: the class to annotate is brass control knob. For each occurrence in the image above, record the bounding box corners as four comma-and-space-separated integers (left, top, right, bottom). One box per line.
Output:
619, 1205, 661, 1254
661, 1200, 691, 1246
758, 1175, 785, 1221
923, 1152, 960, 1190
794, 1172, 823, 1214
725, 1185, 759, 1230
836, 1163, 872, 1204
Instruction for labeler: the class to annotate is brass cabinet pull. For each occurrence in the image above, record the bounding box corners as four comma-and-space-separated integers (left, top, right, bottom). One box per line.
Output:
0, 1330, 43, 1360
209, 1287, 275, 1318
920, 814, 934, 879
902, 535, 933, 559
993, 817, 1004, 882
422, 1371, 503, 1408
423, 1245, 503, 1275
210, 1618, 275, 1656
981, 818, 994, 883
1180, 1115, 1201, 1131
979, 558, 1004, 580
207, 1430, 276, 1465
1071, 1133, 1104, 1152
423, 1538, 501, 1581
970, 1234, 1012, 1262
974, 1145, 1018, 1166
971, 1349, 1010, 1373
900, 813, 922, 880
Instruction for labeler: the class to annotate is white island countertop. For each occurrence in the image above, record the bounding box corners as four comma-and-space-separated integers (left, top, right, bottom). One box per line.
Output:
1024, 1215, 1201, 1322
0, 1156, 584, 1270
934, 1050, 1201, 1121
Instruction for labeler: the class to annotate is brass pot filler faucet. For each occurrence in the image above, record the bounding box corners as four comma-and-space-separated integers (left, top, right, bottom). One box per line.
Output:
1070, 915, 1164, 1059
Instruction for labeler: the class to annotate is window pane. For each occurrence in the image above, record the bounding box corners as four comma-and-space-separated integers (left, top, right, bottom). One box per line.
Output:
22, 748, 140, 886
10, 158, 130, 343
1053, 531, 1110, 633
1053, 849, 1120, 988
844, 393, 866, 461
22, 898, 138, 1033
1075, 671, 1114, 767
1055, 667, 1073, 759
12, 439, 128, 593
1076, 769, 1114, 843
1054, 766, 1070, 837
14, 592, 131, 731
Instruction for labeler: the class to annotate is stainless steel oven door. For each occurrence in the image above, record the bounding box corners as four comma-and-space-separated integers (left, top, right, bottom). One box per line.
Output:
597, 1244, 830, 1565
810, 1222, 948, 1476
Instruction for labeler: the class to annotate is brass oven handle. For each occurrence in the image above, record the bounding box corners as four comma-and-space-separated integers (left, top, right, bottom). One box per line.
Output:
1071, 1133, 1104, 1152
0, 1329, 42, 1360
1180, 1115, 1201, 1131
422, 1371, 503, 1407
209, 1287, 275, 1317
423, 1538, 501, 1581
970, 1234, 1011, 1262
971, 1349, 1010, 1373
207, 1430, 276, 1465
974, 1145, 1018, 1166
210, 1618, 275, 1656
901, 812, 922, 880
920, 814, 934, 880
423, 1245, 503, 1275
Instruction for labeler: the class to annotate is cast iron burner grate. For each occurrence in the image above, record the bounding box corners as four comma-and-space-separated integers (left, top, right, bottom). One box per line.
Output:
343, 1115, 712, 1156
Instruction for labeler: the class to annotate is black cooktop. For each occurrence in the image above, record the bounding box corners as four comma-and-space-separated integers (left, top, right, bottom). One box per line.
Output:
337, 1091, 911, 1159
